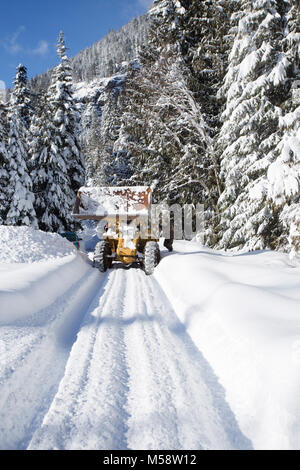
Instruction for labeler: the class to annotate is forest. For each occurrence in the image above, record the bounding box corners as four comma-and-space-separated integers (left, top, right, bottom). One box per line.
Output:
0, 0, 299, 254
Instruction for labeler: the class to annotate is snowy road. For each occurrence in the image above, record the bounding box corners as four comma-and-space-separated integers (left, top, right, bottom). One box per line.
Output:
0, 253, 250, 450
1, 230, 300, 449
27, 267, 249, 450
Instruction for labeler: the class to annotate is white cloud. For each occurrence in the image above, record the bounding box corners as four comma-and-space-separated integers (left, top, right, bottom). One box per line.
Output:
31, 40, 49, 56
137, 0, 153, 8
2, 26, 25, 54
1, 27, 49, 57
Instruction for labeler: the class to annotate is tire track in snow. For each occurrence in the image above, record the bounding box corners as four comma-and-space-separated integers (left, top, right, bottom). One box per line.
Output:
124, 270, 250, 450
29, 265, 251, 450
124, 269, 181, 450
0, 266, 101, 450
29, 268, 131, 450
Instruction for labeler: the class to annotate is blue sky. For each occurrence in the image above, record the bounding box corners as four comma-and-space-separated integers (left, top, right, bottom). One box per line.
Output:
0, 0, 153, 88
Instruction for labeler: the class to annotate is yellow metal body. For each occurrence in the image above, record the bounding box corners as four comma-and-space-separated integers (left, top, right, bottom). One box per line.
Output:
103, 221, 158, 265
116, 238, 138, 264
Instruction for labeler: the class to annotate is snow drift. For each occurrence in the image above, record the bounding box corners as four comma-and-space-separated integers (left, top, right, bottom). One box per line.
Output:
0, 226, 76, 263
0, 226, 92, 325
155, 241, 300, 450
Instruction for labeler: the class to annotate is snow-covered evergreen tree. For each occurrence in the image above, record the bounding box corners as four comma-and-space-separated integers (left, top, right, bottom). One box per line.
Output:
147, 0, 179, 52
117, 2, 218, 209
0, 103, 9, 224
97, 77, 131, 186
81, 104, 103, 185
29, 93, 50, 224
37, 31, 85, 231
38, 119, 75, 232
216, 0, 290, 250
174, 0, 231, 140
13, 64, 32, 129
267, 0, 300, 254
5, 81, 37, 227
104, 122, 134, 186
54, 32, 85, 192
122, 54, 212, 206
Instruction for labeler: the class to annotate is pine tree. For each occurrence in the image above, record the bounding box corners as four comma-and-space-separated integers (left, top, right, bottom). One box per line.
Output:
118, 1, 219, 212
97, 78, 130, 186
104, 123, 134, 186
216, 0, 290, 251
124, 54, 212, 206
30, 93, 50, 224
174, 0, 231, 138
0, 103, 9, 224
81, 105, 103, 185
13, 64, 32, 129
54, 32, 85, 193
37, 32, 85, 231
118, 55, 178, 204
267, 0, 300, 254
6, 81, 37, 227
147, 0, 179, 51
39, 118, 75, 232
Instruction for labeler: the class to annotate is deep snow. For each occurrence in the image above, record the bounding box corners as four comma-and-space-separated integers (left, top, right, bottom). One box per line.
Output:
1, 227, 300, 449
155, 241, 300, 450
0, 226, 76, 263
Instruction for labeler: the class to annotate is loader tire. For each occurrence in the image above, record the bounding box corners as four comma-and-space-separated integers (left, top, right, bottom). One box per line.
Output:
94, 241, 112, 273
144, 241, 160, 275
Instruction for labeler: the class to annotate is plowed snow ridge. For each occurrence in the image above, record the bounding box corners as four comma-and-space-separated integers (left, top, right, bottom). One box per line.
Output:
0, 263, 101, 450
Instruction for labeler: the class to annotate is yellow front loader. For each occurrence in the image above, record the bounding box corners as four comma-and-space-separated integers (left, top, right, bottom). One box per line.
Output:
73, 186, 160, 275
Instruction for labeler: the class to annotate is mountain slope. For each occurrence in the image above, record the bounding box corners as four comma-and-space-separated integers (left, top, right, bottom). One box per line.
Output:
30, 14, 149, 93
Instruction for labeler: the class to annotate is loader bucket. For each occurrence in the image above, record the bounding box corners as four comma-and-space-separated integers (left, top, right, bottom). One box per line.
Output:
72, 186, 152, 221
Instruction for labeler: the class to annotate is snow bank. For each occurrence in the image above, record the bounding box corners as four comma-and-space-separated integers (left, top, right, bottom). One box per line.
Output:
0, 226, 92, 325
0, 226, 76, 263
155, 241, 300, 450
0, 255, 93, 325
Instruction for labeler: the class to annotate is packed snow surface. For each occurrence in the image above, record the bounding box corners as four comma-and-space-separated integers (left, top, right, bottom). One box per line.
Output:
1, 227, 300, 450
